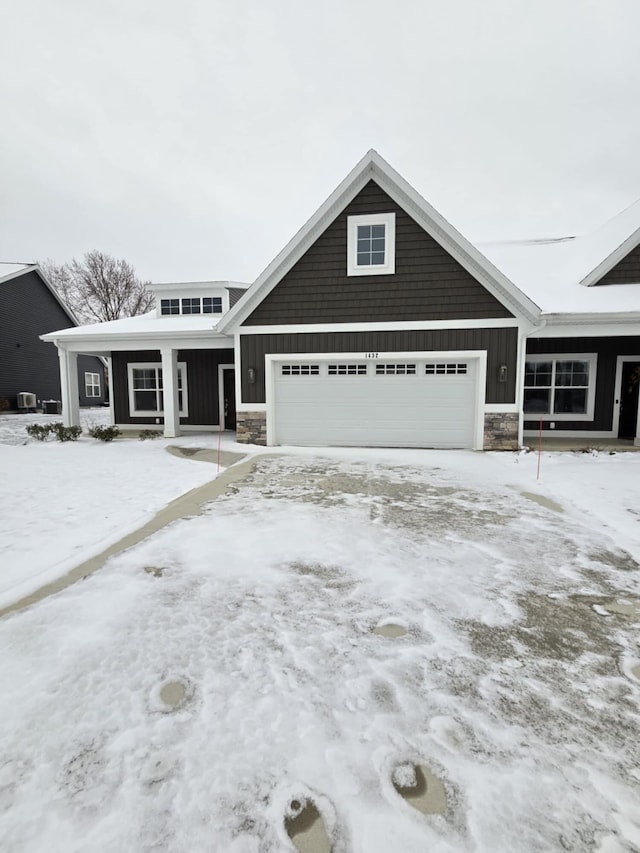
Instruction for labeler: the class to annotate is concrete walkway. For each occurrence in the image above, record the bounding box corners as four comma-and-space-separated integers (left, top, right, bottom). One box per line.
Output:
0, 451, 256, 619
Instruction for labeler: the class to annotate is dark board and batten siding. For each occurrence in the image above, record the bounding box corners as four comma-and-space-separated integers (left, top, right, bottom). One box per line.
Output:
241, 328, 517, 405
594, 243, 640, 285
525, 336, 640, 431
112, 349, 233, 425
0, 269, 105, 408
244, 181, 514, 325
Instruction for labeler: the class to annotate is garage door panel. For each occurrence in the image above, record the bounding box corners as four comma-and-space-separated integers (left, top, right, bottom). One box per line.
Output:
273, 359, 479, 448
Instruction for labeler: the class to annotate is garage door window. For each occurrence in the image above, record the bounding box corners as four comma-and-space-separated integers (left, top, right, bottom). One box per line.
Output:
281, 365, 320, 376
425, 363, 468, 375
375, 364, 416, 375
328, 364, 367, 375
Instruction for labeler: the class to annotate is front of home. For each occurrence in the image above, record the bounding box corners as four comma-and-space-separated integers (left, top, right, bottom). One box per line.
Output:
42, 151, 640, 449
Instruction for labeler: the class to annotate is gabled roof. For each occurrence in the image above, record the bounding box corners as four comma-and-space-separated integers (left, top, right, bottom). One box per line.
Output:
578, 197, 640, 287
0, 263, 83, 326
219, 150, 541, 331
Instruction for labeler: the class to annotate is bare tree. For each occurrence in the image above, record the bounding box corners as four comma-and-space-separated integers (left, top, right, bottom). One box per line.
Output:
41, 251, 154, 324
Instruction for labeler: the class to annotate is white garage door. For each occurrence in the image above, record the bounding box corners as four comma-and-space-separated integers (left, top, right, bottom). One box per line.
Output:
272, 358, 480, 448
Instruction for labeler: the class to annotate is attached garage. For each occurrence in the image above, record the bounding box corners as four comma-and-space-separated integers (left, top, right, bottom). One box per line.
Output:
267, 352, 485, 449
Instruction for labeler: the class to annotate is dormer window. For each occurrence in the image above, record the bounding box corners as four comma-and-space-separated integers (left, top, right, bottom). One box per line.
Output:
160, 296, 223, 316
202, 297, 222, 314
160, 298, 180, 315
347, 212, 396, 276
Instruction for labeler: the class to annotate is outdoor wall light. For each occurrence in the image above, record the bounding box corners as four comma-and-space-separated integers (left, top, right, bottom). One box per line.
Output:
247, 367, 256, 384
497, 364, 508, 383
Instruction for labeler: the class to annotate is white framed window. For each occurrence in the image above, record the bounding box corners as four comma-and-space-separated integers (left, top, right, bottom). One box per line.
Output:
203, 297, 222, 314
347, 212, 396, 276
181, 297, 201, 314
524, 354, 597, 421
160, 298, 180, 315
127, 362, 188, 417
375, 363, 416, 375
85, 372, 101, 397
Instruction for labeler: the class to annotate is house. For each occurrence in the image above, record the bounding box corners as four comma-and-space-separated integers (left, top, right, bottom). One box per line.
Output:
0, 264, 106, 412
42, 151, 640, 448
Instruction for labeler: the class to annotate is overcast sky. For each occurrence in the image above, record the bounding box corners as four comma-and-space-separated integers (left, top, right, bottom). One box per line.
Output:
2, 0, 640, 284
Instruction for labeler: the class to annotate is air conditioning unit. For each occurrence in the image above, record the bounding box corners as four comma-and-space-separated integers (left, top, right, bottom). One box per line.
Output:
17, 392, 37, 409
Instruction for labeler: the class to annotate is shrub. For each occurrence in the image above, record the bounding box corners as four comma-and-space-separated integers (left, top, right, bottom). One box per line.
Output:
26, 423, 54, 441
88, 425, 120, 442
139, 429, 160, 440
0, 398, 10, 414
51, 423, 83, 442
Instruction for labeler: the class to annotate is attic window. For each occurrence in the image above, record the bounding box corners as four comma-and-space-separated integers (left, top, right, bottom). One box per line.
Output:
161, 299, 180, 315
347, 213, 395, 276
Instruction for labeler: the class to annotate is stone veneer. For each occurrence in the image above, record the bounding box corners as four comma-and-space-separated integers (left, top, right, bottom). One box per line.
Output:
483, 413, 519, 450
236, 411, 267, 445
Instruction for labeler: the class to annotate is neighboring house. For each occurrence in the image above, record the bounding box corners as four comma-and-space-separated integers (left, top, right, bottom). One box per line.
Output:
0, 264, 106, 411
42, 151, 640, 448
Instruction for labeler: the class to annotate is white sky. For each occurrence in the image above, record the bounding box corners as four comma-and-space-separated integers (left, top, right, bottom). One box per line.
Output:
2, 0, 640, 283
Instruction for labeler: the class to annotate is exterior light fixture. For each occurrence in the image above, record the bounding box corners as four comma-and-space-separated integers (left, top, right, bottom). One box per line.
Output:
247, 367, 256, 384
498, 364, 508, 383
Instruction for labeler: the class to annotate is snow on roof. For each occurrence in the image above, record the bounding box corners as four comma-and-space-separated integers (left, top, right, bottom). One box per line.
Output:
0, 263, 34, 282
43, 311, 226, 340
480, 205, 640, 315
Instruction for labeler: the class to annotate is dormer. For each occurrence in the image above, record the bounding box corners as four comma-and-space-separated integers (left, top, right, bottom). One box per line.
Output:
147, 281, 249, 320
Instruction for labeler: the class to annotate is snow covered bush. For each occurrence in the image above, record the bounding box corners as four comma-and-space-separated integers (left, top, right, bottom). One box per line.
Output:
139, 429, 160, 440
25, 423, 53, 441
88, 425, 120, 442
51, 424, 83, 442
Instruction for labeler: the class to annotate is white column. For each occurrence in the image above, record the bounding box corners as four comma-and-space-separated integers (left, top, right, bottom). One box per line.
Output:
58, 347, 80, 427
160, 347, 180, 438
106, 357, 115, 426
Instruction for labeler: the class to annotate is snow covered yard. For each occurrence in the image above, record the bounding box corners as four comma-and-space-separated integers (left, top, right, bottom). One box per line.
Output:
1, 445, 640, 852
0, 410, 252, 608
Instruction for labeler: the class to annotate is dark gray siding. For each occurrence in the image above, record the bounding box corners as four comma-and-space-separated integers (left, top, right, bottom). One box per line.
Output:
112, 349, 234, 425
244, 181, 514, 325
525, 336, 640, 431
0, 270, 105, 408
594, 243, 640, 285
241, 328, 517, 405
228, 287, 248, 308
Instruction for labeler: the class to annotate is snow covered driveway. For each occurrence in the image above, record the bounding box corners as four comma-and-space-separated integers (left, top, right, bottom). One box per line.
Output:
1, 448, 640, 852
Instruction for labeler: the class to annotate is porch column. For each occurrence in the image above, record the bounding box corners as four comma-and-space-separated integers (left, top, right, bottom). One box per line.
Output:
58, 347, 80, 427
160, 347, 180, 438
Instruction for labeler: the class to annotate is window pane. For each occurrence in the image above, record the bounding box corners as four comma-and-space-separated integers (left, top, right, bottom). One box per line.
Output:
524, 361, 552, 387
134, 390, 158, 411
357, 225, 372, 240
371, 225, 385, 238
371, 238, 385, 252
371, 252, 385, 264
357, 251, 372, 265
524, 388, 550, 413
555, 361, 589, 387
554, 388, 587, 414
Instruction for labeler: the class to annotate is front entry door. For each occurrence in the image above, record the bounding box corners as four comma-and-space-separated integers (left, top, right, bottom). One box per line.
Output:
223, 368, 236, 430
618, 361, 640, 439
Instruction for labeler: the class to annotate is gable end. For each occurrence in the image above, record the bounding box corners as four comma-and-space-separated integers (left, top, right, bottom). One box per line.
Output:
244, 181, 514, 325
592, 241, 640, 285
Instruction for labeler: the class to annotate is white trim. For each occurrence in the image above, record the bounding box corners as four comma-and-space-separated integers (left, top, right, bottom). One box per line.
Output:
264, 350, 487, 450
613, 355, 640, 439
523, 429, 615, 439
237, 403, 267, 413
238, 318, 524, 335
217, 364, 235, 430
523, 353, 597, 421
84, 371, 101, 398
115, 423, 218, 433
484, 404, 519, 413
580, 229, 640, 287
41, 333, 230, 351
533, 317, 640, 337
347, 212, 395, 276
107, 357, 115, 426
127, 361, 188, 418
218, 150, 541, 333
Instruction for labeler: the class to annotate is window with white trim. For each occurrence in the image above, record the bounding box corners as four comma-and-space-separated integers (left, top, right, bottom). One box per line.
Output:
203, 297, 222, 314
182, 297, 201, 314
127, 363, 188, 416
524, 355, 596, 420
85, 372, 101, 397
160, 298, 180, 315
347, 213, 396, 276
